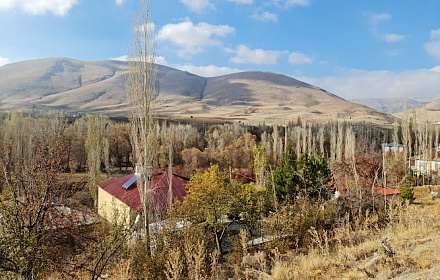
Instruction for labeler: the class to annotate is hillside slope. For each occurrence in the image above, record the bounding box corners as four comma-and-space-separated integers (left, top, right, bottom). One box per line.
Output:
351, 98, 430, 114
0, 58, 395, 125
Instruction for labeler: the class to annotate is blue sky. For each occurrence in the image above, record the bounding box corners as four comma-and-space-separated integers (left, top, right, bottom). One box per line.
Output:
0, 0, 439, 99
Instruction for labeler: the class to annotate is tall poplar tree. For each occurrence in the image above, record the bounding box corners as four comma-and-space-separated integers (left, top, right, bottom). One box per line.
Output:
126, 0, 158, 251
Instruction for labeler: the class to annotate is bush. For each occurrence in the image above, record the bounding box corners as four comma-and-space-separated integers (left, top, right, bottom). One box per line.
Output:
400, 184, 415, 203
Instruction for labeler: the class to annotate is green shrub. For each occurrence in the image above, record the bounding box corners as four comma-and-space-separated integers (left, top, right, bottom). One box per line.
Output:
400, 184, 415, 203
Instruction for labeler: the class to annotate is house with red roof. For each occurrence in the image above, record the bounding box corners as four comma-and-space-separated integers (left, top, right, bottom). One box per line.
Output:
97, 170, 188, 225
330, 174, 401, 200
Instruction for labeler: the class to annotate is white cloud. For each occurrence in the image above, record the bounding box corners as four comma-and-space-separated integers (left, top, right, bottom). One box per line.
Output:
115, 0, 124, 6
370, 13, 391, 26
180, 0, 254, 12
367, 12, 391, 36
228, 45, 287, 65
288, 51, 312, 64
384, 33, 405, 43
0, 0, 79, 16
425, 29, 440, 61
431, 29, 440, 40
160, 19, 235, 58
108, 55, 240, 77
272, 0, 310, 8
285, 0, 310, 6
109, 55, 128, 61
425, 41, 440, 61
228, 0, 254, 3
158, 56, 241, 76
136, 22, 159, 34
0, 56, 10, 67
251, 12, 278, 22
367, 13, 406, 44
180, 0, 214, 13
154, 56, 169, 66
301, 67, 440, 100
227, 47, 312, 66
173, 64, 241, 77
386, 49, 403, 57
109, 55, 168, 66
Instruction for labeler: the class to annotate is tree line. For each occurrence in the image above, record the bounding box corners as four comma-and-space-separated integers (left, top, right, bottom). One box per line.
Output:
1, 107, 437, 278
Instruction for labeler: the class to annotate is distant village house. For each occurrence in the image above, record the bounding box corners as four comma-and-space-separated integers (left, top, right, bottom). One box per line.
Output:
411, 144, 440, 177
382, 142, 404, 154
97, 170, 188, 226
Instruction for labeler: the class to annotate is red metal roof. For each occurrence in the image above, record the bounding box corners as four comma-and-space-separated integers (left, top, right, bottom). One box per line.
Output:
376, 186, 401, 196
330, 175, 400, 196
98, 170, 188, 211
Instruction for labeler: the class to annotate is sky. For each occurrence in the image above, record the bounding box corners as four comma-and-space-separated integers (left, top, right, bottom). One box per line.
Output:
0, 0, 439, 100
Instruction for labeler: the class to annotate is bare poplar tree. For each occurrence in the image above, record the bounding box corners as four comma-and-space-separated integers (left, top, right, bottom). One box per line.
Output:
329, 124, 337, 164
253, 144, 267, 190
401, 100, 410, 171
344, 125, 355, 161
0, 102, 2, 148
413, 109, 419, 158
126, 0, 158, 247
43, 110, 66, 137
85, 114, 109, 210
272, 125, 279, 163
103, 137, 110, 175
393, 121, 399, 159
302, 123, 307, 155
429, 126, 433, 160
318, 125, 325, 155
308, 125, 313, 155
336, 121, 344, 162
435, 125, 439, 152
168, 133, 174, 209
295, 127, 301, 157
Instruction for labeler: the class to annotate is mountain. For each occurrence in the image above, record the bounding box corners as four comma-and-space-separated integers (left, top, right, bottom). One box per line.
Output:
409, 98, 440, 123
423, 98, 440, 112
350, 98, 431, 114
0, 57, 395, 125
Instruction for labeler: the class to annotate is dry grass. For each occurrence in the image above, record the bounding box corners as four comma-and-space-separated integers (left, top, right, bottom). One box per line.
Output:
267, 185, 440, 280
73, 186, 440, 279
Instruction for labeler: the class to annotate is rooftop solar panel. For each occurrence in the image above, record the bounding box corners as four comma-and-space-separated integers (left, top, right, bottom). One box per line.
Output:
122, 174, 137, 189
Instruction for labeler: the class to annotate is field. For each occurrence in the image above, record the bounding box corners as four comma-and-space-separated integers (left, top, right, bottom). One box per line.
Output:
265, 186, 440, 280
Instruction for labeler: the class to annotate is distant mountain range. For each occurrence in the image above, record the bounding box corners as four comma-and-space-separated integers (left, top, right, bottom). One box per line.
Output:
0, 57, 396, 125
350, 98, 433, 115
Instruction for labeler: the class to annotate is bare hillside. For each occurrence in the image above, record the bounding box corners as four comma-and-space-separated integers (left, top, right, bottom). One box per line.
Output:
393, 97, 440, 123
0, 58, 395, 125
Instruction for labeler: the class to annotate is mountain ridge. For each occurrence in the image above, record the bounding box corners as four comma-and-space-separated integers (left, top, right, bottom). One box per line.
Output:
0, 57, 395, 125
351, 97, 432, 114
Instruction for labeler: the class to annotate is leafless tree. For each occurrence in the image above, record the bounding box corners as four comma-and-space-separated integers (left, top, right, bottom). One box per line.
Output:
393, 121, 399, 159
401, 100, 411, 171
345, 125, 355, 161
336, 121, 344, 162
295, 126, 301, 157
126, 0, 159, 252
168, 133, 174, 209
302, 123, 307, 155
329, 124, 337, 164
318, 125, 324, 155
85, 114, 110, 210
